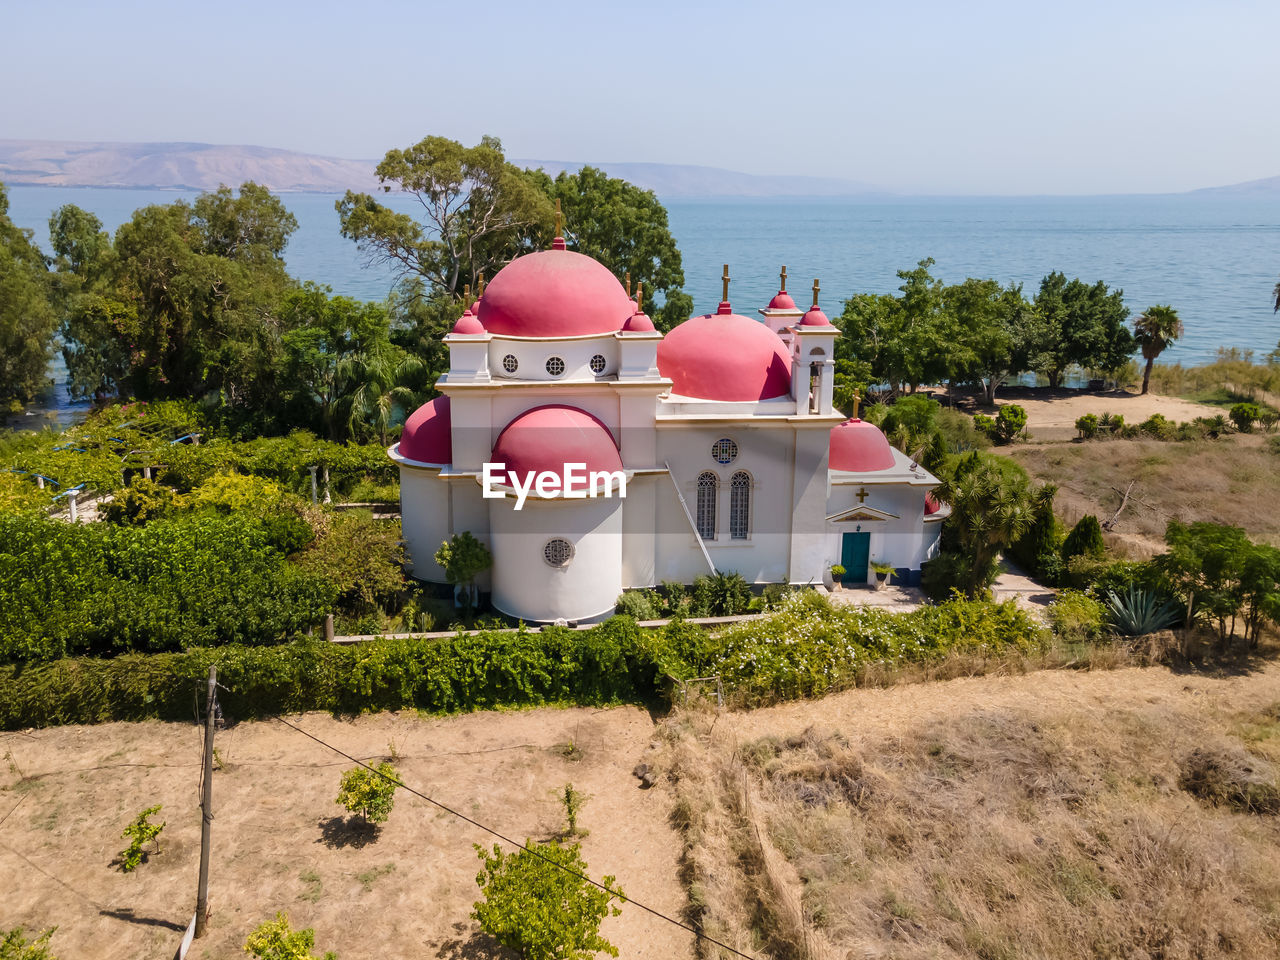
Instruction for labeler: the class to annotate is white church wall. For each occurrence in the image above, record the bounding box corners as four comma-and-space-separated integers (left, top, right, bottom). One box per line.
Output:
787, 425, 834, 584
620, 477, 657, 588
825, 479, 940, 582
488, 336, 618, 383
489, 494, 623, 623
398, 466, 449, 582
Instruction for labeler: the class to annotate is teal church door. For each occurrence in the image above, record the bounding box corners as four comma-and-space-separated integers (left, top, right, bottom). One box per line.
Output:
840, 531, 870, 583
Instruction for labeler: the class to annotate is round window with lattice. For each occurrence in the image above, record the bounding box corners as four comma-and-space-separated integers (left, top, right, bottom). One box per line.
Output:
543, 538, 574, 567
545, 356, 566, 377
711, 438, 738, 464
502, 354, 518, 374
589, 354, 607, 375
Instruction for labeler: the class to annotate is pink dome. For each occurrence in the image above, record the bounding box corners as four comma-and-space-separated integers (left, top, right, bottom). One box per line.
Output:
800, 305, 834, 327
399, 396, 452, 465
767, 290, 797, 310
925, 491, 941, 515
657, 307, 792, 401
451, 308, 485, 335
490, 405, 623, 494
621, 310, 656, 332
829, 418, 896, 472
477, 250, 634, 338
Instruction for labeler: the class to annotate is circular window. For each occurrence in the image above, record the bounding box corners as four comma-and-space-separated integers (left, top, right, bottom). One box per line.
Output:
589, 354, 607, 375
502, 354, 518, 374
545, 356, 566, 377
543, 538, 574, 567
711, 438, 739, 465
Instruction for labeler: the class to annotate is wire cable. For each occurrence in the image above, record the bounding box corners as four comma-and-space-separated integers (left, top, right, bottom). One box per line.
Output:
273, 715, 759, 960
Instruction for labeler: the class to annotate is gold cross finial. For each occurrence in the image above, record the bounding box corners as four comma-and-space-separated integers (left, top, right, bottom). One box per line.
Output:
624, 271, 631, 297
477, 272, 485, 298
721, 264, 731, 303
635, 281, 644, 312
812, 278, 821, 308
780, 265, 787, 292
463, 283, 472, 307
852, 389, 861, 419
856, 486, 869, 503
554, 198, 563, 237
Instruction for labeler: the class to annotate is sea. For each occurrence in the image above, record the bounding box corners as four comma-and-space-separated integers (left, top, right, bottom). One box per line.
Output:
6, 186, 1280, 428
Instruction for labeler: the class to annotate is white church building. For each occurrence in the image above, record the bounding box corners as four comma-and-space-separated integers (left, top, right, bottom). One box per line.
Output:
389, 227, 946, 623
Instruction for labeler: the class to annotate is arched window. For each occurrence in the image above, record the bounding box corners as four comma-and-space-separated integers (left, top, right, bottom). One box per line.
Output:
696, 472, 718, 540
730, 471, 751, 540
809, 362, 821, 413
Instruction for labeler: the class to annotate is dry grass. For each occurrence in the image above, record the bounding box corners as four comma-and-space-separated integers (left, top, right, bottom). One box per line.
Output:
1007, 434, 1280, 553
660, 662, 1280, 960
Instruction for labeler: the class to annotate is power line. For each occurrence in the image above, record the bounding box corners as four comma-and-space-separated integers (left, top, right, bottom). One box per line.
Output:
273, 715, 759, 960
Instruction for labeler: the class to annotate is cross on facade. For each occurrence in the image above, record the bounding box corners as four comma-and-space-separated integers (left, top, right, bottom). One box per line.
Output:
856, 487, 870, 503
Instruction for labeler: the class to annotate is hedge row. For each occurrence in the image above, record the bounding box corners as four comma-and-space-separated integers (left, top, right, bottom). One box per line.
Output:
0, 593, 1048, 729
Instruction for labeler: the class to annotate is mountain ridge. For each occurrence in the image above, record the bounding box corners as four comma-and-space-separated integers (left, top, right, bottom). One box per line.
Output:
0, 139, 883, 198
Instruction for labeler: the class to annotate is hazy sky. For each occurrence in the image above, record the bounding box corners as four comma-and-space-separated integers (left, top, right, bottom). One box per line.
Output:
3, 0, 1277, 195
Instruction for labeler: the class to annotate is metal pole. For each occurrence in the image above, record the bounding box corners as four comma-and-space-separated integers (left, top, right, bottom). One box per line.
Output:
194, 665, 216, 938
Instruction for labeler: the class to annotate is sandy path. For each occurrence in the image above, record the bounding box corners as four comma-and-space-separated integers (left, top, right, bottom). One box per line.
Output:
978, 388, 1224, 440
0, 707, 691, 960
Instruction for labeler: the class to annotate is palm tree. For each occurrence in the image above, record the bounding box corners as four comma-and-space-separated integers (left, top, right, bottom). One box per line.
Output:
337, 346, 425, 444
1133, 304, 1183, 395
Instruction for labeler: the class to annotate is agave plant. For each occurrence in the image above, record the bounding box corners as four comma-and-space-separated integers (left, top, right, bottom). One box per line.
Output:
1105, 585, 1182, 636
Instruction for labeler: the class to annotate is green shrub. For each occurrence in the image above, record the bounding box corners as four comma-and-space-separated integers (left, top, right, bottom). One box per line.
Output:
1047, 590, 1108, 643
1, 928, 58, 960
1062, 515, 1106, 562
1229, 402, 1260, 433
245, 912, 337, 960
100, 476, 176, 525
472, 840, 623, 960
690, 572, 752, 616
993, 404, 1027, 443
117, 805, 164, 872
1106, 586, 1183, 636
1140, 413, 1178, 440
1098, 412, 1125, 435
0, 514, 336, 662
1075, 414, 1099, 440
336, 762, 398, 825
614, 591, 661, 621
1009, 486, 1063, 582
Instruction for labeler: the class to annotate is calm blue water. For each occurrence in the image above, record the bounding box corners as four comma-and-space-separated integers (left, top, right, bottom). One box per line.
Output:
7, 186, 1280, 426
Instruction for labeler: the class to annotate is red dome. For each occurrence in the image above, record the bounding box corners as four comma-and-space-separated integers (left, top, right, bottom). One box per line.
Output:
621, 310, 656, 332
925, 491, 941, 515
657, 308, 792, 401
829, 419, 896, 472
767, 290, 797, 310
490, 405, 622, 493
451, 308, 485, 335
800, 305, 834, 327
477, 250, 634, 338
399, 396, 452, 465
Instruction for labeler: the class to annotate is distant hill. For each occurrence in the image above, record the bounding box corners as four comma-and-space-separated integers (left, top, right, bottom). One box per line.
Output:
0, 139, 381, 193
0, 139, 884, 198
1190, 174, 1280, 195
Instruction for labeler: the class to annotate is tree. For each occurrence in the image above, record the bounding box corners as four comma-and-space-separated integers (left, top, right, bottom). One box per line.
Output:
244, 913, 337, 960
948, 279, 1040, 405
1061, 515, 1106, 561
1031, 272, 1134, 387
337, 135, 553, 299
1157, 520, 1251, 650
435, 532, 493, 610
335, 762, 398, 825
1133, 304, 1183, 394
531, 165, 692, 330
0, 182, 58, 411
925, 453, 1054, 598
472, 840, 624, 960
59, 183, 298, 412
117, 805, 164, 872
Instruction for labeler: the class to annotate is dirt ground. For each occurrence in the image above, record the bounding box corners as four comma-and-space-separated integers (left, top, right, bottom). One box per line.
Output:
5, 661, 1280, 960
0, 707, 690, 960
970, 387, 1224, 441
